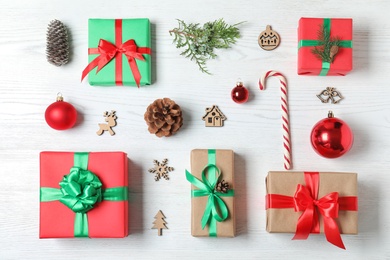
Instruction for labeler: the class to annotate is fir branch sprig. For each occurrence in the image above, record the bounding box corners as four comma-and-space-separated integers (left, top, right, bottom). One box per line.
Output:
311, 24, 341, 63
169, 18, 244, 74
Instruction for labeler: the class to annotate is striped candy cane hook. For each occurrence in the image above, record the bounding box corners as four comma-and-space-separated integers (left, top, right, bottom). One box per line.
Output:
259, 70, 292, 170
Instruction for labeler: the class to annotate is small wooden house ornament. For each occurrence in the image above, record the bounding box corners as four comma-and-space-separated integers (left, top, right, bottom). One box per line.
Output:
202, 105, 227, 127
258, 25, 280, 51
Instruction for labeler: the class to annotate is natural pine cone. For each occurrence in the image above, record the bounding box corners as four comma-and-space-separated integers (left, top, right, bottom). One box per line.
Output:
216, 180, 230, 193
144, 98, 183, 137
46, 19, 70, 66
329, 45, 339, 62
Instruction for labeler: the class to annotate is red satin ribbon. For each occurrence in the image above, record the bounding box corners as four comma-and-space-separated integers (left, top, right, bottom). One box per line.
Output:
81, 19, 151, 87
265, 172, 358, 249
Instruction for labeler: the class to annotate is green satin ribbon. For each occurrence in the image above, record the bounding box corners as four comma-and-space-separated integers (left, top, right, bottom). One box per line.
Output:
40, 152, 128, 237
185, 149, 234, 237
298, 18, 353, 76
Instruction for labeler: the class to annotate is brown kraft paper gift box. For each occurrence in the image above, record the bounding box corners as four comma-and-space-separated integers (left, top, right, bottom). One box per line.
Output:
266, 171, 358, 234
190, 149, 235, 237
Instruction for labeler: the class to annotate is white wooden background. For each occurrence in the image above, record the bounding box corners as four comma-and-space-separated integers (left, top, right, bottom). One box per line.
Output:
1, 0, 389, 259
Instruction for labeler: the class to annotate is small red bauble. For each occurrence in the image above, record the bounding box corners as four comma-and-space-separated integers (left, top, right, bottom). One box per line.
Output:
231, 82, 249, 104
310, 111, 353, 158
45, 93, 77, 130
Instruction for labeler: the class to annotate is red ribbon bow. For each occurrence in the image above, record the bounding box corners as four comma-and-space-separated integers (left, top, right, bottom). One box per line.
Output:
81, 19, 151, 87
292, 183, 344, 249
265, 172, 358, 249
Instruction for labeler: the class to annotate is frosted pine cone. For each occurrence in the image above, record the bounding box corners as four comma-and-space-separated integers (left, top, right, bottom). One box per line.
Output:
46, 19, 70, 66
144, 98, 183, 137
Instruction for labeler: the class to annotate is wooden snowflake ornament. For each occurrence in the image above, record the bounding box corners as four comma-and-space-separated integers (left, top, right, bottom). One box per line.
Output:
148, 159, 174, 181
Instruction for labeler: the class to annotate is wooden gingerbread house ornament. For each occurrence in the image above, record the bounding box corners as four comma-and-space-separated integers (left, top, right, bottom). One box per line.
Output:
202, 105, 226, 127
258, 25, 280, 51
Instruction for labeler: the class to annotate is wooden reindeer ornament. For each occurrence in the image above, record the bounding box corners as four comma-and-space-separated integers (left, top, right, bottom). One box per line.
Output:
96, 110, 117, 136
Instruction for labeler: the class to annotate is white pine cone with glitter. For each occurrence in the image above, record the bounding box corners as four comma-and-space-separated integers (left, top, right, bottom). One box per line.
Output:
144, 98, 183, 137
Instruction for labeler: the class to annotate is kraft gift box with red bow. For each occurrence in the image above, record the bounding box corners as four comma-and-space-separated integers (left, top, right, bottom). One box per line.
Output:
81, 18, 151, 87
266, 171, 358, 249
39, 152, 128, 238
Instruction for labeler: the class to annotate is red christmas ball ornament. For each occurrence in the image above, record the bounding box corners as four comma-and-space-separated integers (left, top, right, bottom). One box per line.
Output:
45, 93, 77, 130
231, 81, 249, 104
310, 111, 353, 158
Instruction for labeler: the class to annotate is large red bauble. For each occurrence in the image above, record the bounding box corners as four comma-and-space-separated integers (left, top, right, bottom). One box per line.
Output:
45, 95, 77, 130
231, 82, 249, 104
310, 111, 353, 158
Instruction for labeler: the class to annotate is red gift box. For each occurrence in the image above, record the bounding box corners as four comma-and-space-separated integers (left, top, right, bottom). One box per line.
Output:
39, 152, 128, 238
298, 18, 353, 76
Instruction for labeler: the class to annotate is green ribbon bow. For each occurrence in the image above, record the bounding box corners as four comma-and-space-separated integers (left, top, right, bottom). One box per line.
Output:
298, 18, 353, 76
185, 150, 234, 237
59, 166, 103, 213
40, 152, 128, 237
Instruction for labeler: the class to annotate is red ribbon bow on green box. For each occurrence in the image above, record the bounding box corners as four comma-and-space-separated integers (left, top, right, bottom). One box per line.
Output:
81, 19, 151, 87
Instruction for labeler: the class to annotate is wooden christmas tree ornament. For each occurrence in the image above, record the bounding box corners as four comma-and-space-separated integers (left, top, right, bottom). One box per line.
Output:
258, 25, 280, 51
96, 110, 117, 136
152, 210, 168, 236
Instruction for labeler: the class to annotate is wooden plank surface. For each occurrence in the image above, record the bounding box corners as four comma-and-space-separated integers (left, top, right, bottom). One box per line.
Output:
0, 0, 389, 259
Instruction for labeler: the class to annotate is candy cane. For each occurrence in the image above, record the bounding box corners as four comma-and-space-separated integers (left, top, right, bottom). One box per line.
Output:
259, 70, 292, 170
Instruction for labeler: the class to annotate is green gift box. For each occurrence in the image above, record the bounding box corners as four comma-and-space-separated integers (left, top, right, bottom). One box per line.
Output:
82, 18, 152, 87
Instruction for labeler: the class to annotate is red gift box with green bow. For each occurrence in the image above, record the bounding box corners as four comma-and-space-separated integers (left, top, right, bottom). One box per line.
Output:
298, 18, 353, 76
39, 152, 128, 238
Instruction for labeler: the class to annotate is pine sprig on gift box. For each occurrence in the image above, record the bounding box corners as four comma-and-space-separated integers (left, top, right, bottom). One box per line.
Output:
311, 24, 341, 63
169, 19, 243, 74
